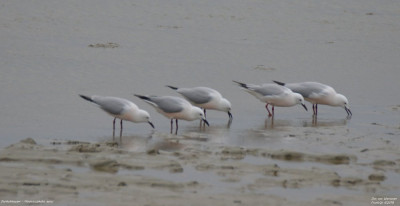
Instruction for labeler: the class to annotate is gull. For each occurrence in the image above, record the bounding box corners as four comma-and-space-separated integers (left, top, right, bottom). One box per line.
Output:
233, 81, 308, 117
166, 85, 232, 120
134, 94, 209, 133
273, 81, 352, 116
79, 95, 154, 138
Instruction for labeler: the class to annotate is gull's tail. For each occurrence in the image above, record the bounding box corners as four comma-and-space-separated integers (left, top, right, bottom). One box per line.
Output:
273, 80, 286, 86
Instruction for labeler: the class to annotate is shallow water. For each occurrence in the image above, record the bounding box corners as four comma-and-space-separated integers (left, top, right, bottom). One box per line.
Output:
1, 0, 400, 147
0, 0, 399, 204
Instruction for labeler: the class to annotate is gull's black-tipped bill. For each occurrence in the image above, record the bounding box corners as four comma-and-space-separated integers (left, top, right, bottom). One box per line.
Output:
148, 121, 155, 129
202, 118, 210, 127
302, 103, 308, 111
228, 111, 233, 119
345, 107, 352, 116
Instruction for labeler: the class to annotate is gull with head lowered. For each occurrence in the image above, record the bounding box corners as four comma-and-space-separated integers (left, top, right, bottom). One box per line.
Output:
79, 95, 154, 138
233, 81, 307, 117
166, 85, 232, 120
134, 94, 209, 134
273, 81, 352, 116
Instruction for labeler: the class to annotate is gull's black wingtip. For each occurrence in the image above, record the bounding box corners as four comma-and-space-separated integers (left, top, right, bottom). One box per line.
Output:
79, 94, 93, 102
273, 80, 286, 86
166, 85, 178, 90
134, 94, 150, 100
232, 80, 248, 88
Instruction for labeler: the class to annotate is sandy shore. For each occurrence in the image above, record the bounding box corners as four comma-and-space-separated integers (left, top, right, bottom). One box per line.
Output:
1, 1, 399, 205
0, 133, 398, 206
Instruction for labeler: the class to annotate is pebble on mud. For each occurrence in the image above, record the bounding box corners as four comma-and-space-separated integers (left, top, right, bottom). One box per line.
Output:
368, 173, 386, 181
90, 159, 119, 173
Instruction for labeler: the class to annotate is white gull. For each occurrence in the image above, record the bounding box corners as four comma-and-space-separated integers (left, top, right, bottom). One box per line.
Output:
166, 85, 232, 120
234, 81, 307, 117
134, 94, 209, 133
79, 95, 154, 138
273, 81, 352, 116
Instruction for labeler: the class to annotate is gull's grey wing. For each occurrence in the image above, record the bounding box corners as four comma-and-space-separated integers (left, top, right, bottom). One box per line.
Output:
178, 88, 212, 104
150, 96, 184, 113
92, 96, 127, 115
285, 82, 328, 98
253, 84, 286, 96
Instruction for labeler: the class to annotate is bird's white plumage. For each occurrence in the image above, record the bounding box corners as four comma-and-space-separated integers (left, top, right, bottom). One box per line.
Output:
274, 81, 352, 116
234, 81, 308, 116
135, 95, 209, 123
168, 86, 232, 119
79, 95, 154, 137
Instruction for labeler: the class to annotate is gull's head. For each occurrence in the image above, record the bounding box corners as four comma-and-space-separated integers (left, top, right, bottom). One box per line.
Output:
192, 107, 209, 126
336, 94, 352, 116
293, 93, 308, 111
137, 110, 155, 128
219, 98, 232, 112
219, 98, 233, 119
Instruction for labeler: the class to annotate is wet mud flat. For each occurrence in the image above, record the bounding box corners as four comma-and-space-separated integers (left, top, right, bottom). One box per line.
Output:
1, 125, 399, 206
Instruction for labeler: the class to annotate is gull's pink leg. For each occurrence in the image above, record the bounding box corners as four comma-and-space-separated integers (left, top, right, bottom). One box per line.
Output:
170, 119, 173, 134
175, 119, 178, 134
120, 119, 123, 137
272, 105, 275, 117
113, 118, 116, 138
265, 104, 272, 117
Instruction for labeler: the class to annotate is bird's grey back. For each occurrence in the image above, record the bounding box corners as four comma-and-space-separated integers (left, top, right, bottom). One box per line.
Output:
92, 96, 127, 115
178, 88, 212, 104
255, 84, 287, 96
150, 96, 184, 113
285, 82, 329, 97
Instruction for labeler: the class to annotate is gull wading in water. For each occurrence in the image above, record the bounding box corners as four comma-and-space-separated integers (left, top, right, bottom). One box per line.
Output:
273, 81, 352, 116
233, 81, 307, 117
166, 85, 233, 120
79, 95, 154, 138
134, 94, 209, 134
